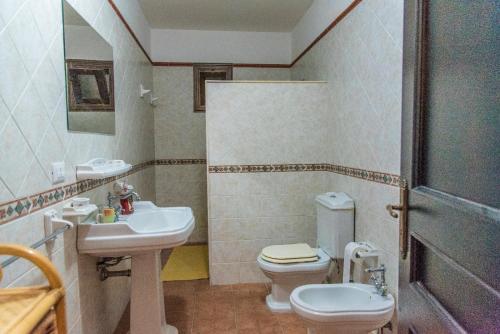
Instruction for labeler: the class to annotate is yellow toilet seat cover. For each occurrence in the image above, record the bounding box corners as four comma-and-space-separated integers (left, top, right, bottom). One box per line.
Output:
261, 243, 318, 264
260, 253, 319, 264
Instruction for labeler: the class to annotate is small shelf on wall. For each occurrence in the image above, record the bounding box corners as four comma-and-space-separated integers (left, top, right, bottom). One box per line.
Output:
76, 158, 132, 180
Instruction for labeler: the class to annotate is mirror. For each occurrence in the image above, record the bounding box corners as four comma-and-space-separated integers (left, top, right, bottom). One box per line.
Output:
62, 1, 115, 134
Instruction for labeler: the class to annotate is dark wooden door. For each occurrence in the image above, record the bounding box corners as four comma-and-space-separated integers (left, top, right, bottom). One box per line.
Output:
398, 1, 500, 333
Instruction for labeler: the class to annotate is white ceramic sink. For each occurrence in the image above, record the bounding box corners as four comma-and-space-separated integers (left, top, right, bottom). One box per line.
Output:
290, 283, 394, 334
77, 201, 194, 256
75, 201, 195, 334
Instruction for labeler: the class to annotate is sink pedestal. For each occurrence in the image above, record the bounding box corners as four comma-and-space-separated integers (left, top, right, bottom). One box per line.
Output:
130, 251, 177, 334
74, 202, 195, 333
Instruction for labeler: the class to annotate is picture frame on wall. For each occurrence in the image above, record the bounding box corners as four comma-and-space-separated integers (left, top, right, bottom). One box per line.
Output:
66, 59, 115, 111
193, 64, 233, 112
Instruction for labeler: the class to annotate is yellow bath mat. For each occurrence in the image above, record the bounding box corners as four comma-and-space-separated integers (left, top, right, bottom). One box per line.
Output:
161, 245, 209, 281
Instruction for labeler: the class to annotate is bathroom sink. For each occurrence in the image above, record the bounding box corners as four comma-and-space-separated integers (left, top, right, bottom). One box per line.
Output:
290, 283, 394, 334
76, 200, 195, 334
77, 201, 195, 256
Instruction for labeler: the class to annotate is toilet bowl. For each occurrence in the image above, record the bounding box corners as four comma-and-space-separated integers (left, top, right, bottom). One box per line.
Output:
257, 248, 331, 312
257, 192, 355, 313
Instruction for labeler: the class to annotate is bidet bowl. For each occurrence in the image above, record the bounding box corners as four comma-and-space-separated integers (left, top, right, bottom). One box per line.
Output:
290, 283, 394, 334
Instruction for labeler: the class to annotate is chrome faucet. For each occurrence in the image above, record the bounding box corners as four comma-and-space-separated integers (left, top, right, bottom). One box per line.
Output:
365, 264, 388, 296
130, 191, 141, 201
107, 191, 141, 207
106, 190, 141, 221
107, 192, 120, 208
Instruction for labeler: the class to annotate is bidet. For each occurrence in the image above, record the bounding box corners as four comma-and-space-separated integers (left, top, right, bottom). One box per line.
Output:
290, 283, 394, 334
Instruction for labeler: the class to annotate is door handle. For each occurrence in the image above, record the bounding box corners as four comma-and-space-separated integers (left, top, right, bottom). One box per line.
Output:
386, 204, 403, 218
386, 180, 409, 259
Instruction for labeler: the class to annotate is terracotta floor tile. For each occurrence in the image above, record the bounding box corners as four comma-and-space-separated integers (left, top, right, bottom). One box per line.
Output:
195, 305, 216, 320
166, 310, 194, 323
165, 294, 196, 305
213, 316, 237, 331
233, 283, 269, 298
238, 329, 262, 334
169, 320, 191, 334
276, 313, 304, 327
217, 330, 238, 334
281, 325, 308, 334
192, 279, 211, 291
193, 317, 214, 332
115, 279, 305, 334
236, 313, 259, 329
237, 319, 259, 330
260, 325, 284, 334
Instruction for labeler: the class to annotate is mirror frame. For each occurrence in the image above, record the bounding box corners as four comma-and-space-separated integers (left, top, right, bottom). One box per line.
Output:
66, 59, 115, 112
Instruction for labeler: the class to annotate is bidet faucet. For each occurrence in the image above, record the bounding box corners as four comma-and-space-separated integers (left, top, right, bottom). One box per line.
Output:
365, 264, 388, 296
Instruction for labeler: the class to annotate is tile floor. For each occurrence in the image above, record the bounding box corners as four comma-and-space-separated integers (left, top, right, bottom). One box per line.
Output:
114, 279, 308, 334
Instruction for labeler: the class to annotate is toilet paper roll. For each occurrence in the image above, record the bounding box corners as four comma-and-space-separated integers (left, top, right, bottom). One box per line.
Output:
342, 242, 367, 283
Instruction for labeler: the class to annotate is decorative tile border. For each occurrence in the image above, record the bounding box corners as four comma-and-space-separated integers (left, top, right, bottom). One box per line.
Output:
208, 164, 330, 173
0, 160, 154, 226
208, 163, 402, 188
328, 164, 401, 187
156, 159, 207, 165
0, 158, 401, 225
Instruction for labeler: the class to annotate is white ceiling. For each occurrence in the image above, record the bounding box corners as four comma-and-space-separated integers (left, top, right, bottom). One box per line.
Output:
138, 0, 314, 32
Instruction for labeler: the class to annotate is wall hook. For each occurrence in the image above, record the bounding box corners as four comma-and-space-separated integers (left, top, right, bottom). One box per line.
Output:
140, 84, 151, 98
150, 96, 159, 106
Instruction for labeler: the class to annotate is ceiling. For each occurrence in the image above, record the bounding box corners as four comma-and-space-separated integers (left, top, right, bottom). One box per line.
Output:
138, 0, 313, 32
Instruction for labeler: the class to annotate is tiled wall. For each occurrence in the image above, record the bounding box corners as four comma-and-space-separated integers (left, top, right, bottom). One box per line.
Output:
291, 0, 403, 295
153, 67, 290, 243
291, 0, 403, 327
0, 0, 154, 333
206, 82, 329, 284
204, 0, 403, 312
209, 172, 331, 284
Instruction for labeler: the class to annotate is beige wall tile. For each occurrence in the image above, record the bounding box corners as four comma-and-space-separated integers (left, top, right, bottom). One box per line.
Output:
0, 0, 154, 332
207, 172, 331, 284
206, 82, 329, 165
210, 263, 240, 285
206, 0, 402, 293
154, 67, 290, 244
291, 0, 403, 305
239, 261, 269, 283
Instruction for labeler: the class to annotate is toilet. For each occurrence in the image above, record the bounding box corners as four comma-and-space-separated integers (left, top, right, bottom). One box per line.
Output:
257, 192, 354, 313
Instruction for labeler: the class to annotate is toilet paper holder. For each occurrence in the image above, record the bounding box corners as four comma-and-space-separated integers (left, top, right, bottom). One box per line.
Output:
355, 248, 381, 258
343, 242, 380, 283
352, 242, 380, 259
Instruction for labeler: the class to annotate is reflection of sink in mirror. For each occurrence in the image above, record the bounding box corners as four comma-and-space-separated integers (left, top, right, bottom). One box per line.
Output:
63, 0, 115, 135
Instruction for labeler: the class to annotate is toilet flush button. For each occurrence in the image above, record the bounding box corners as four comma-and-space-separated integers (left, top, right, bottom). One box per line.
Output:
51, 161, 66, 184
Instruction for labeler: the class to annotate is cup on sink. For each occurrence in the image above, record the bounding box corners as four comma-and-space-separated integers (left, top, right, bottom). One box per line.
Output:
97, 207, 116, 224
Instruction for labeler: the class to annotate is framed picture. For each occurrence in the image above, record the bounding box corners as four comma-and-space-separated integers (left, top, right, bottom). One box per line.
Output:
66, 59, 114, 111
193, 64, 233, 112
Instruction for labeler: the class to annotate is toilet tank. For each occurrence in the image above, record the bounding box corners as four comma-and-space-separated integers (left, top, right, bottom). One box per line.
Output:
315, 192, 354, 258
